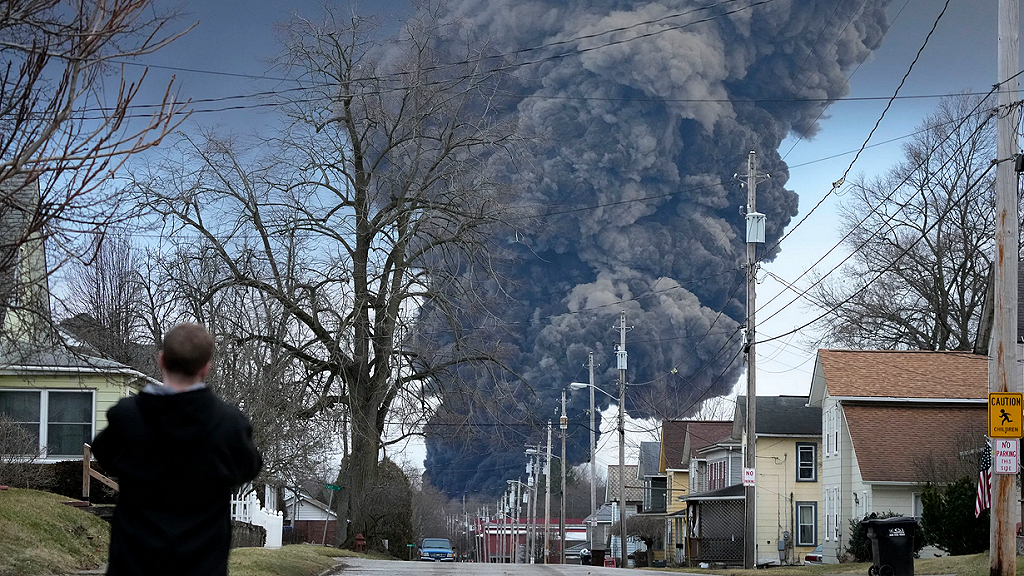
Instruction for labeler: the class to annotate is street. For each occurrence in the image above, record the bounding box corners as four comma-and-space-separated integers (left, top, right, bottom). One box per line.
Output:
330, 558, 686, 576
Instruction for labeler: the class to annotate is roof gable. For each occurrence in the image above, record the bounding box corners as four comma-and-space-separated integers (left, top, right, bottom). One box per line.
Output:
606, 464, 644, 503
816, 349, 987, 399
660, 420, 733, 470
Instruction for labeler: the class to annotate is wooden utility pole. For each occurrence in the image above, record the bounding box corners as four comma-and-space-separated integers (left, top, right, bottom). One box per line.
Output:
991, 2, 1020, 575
588, 351, 596, 525
743, 150, 766, 569
616, 311, 628, 569
559, 390, 568, 564
545, 421, 552, 564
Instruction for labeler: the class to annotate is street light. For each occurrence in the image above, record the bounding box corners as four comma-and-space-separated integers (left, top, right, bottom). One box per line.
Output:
570, 378, 626, 567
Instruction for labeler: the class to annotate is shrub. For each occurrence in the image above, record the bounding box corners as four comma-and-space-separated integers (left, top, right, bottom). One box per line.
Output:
847, 511, 924, 562
920, 478, 988, 555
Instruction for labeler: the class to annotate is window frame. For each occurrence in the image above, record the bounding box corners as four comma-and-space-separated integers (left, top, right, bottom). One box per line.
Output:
796, 501, 818, 546
796, 442, 817, 482
0, 388, 95, 460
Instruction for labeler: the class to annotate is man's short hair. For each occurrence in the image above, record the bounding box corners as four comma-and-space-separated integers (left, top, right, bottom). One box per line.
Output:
161, 323, 215, 377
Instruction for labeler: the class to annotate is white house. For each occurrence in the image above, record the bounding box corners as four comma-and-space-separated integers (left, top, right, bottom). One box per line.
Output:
807, 349, 987, 563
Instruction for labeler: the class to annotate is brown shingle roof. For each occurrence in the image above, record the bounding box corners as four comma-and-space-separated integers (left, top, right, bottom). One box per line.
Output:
661, 420, 734, 471
818, 349, 987, 399
844, 404, 987, 482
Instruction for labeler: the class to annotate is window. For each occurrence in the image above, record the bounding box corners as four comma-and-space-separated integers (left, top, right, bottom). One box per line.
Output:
824, 489, 832, 541
0, 390, 93, 458
797, 443, 816, 481
709, 460, 727, 490
823, 409, 831, 456
834, 410, 840, 455
912, 493, 923, 518
796, 501, 817, 546
833, 489, 841, 539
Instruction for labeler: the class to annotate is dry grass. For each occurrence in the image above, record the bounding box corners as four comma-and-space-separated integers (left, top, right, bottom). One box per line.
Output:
228, 544, 346, 576
0, 488, 109, 576
659, 553, 1000, 576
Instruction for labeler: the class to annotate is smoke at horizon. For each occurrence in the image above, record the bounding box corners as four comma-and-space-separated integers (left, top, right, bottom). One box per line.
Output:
419, 0, 892, 497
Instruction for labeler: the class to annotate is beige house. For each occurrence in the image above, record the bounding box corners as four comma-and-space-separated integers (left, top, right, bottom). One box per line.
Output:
676, 396, 820, 567
658, 419, 734, 565
807, 349, 987, 563
734, 396, 822, 565
0, 343, 150, 462
1, 179, 152, 462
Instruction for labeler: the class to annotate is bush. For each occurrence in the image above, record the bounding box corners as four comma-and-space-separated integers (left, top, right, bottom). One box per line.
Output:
847, 512, 924, 562
920, 478, 988, 555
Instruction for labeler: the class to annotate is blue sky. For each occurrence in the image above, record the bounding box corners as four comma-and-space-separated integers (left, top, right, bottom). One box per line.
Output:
758, 0, 1009, 396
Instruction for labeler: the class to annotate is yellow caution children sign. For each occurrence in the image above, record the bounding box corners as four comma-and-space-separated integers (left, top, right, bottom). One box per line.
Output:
989, 393, 1023, 438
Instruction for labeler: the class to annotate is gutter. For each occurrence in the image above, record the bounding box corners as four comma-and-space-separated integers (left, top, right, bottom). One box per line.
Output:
830, 396, 985, 404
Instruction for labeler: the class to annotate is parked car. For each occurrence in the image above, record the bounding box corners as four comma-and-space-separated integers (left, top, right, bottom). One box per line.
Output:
419, 538, 455, 562
804, 544, 823, 564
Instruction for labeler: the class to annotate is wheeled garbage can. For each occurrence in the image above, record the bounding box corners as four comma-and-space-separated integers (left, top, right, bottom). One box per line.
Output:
862, 516, 916, 576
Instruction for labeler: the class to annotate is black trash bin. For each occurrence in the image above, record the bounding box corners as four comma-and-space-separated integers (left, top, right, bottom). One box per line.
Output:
590, 549, 606, 566
862, 516, 917, 576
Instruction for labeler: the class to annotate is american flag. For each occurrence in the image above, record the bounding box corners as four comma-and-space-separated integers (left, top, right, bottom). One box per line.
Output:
975, 445, 992, 518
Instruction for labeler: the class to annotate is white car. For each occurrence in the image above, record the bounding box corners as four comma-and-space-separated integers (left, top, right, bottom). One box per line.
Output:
804, 544, 823, 564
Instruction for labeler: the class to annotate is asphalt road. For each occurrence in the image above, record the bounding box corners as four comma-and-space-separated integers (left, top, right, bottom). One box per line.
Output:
331, 557, 693, 575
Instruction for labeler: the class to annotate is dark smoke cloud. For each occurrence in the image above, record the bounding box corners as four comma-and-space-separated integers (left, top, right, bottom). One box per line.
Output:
421, 0, 892, 497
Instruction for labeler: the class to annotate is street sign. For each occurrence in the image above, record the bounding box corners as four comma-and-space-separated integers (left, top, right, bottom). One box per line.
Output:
742, 468, 755, 487
989, 392, 1023, 438
994, 439, 1019, 474
325, 483, 342, 491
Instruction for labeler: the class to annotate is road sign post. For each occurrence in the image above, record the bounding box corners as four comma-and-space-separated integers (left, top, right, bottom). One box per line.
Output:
323, 484, 341, 545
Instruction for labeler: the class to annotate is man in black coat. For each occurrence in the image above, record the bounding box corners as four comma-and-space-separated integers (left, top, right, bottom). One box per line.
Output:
92, 323, 263, 576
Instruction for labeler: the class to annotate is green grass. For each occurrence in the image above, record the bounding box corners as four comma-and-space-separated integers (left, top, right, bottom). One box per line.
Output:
0, 487, 384, 576
0, 488, 109, 576
0, 489, 1015, 576
228, 544, 350, 576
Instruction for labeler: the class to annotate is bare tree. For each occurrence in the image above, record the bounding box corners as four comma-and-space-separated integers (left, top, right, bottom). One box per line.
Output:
0, 0, 190, 328
811, 93, 1006, 351
56, 233, 150, 369
0, 414, 45, 487
137, 4, 526, 546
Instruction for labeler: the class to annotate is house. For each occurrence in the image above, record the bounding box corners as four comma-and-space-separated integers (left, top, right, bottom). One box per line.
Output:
0, 181, 152, 463
281, 490, 338, 545
659, 419, 733, 565
680, 396, 821, 567
585, 463, 644, 564
807, 349, 987, 563
734, 395, 822, 565
0, 343, 152, 462
635, 440, 667, 563
656, 419, 734, 565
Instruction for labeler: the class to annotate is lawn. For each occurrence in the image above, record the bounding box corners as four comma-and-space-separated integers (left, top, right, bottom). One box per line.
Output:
0, 487, 1018, 576
663, 553, 1001, 576
0, 487, 366, 576
0, 488, 109, 576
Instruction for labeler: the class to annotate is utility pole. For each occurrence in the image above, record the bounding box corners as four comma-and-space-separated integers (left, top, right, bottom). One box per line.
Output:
587, 351, 596, 527
992, 2, 1020, 575
742, 150, 767, 569
525, 452, 534, 564
560, 390, 567, 564
545, 421, 552, 564
616, 310, 628, 569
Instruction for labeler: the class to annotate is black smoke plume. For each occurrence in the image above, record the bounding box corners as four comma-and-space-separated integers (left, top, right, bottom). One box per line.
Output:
420, 0, 892, 497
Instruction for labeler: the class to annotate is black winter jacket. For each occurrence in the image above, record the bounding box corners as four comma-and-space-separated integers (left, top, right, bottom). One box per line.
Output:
91, 387, 262, 576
